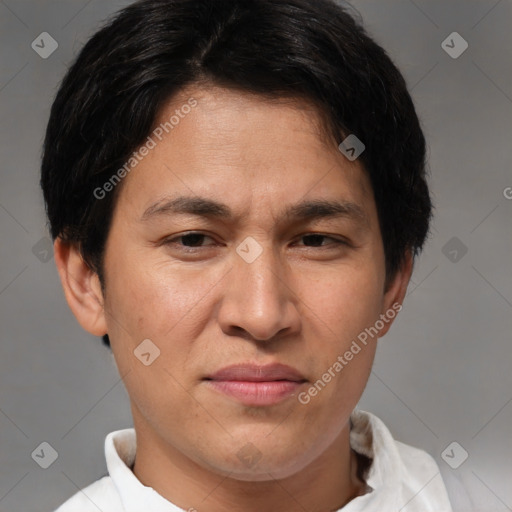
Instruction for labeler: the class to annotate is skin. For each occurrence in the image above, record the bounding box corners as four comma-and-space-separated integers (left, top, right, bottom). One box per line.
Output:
54, 84, 413, 512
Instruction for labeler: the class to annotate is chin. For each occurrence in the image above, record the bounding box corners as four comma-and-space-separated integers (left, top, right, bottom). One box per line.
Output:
204, 446, 311, 482
226, 462, 306, 482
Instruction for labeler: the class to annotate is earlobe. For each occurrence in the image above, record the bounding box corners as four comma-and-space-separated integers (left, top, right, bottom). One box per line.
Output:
378, 250, 414, 337
53, 238, 108, 337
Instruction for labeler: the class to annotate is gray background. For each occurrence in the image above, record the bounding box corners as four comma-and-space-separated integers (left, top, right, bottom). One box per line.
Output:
0, 0, 511, 511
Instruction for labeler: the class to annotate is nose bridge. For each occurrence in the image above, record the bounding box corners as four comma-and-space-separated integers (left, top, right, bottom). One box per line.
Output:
235, 236, 285, 306
219, 236, 297, 341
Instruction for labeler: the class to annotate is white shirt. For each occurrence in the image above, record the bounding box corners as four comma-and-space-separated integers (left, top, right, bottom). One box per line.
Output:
55, 409, 453, 511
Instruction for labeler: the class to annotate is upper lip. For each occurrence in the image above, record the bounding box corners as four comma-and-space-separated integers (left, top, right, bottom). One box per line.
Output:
206, 363, 307, 382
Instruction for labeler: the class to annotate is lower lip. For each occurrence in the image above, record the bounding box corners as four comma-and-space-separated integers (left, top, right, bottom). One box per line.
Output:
205, 380, 305, 406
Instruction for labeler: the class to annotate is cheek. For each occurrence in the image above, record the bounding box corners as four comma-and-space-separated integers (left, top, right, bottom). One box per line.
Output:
104, 265, 210, 425
302, 264, 384, 336
106, 257, 214, 339
294, 266, 382, 404
104, 259, 229, 405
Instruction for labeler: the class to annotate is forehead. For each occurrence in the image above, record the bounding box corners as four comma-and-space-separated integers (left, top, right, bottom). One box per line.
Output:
115, 85, 375, 225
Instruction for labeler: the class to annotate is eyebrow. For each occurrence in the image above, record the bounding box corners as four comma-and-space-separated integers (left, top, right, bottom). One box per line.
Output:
140, 195, 368, 226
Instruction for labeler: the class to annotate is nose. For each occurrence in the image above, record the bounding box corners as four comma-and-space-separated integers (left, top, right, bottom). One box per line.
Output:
217, 240, 301, 343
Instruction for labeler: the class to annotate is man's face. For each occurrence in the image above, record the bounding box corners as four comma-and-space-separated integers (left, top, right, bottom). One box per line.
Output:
100, 85, 401, 480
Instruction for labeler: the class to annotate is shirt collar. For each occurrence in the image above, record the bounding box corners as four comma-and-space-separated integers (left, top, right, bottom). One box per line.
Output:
105, 429, 183, 511
104, 409, 404, 511
344, 408, 404, 510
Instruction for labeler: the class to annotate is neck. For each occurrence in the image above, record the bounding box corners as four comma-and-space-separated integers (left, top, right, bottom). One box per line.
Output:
131, 411, 366, 512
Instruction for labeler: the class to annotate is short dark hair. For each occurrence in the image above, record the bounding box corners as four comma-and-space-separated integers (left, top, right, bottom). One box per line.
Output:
41, 0, 431, 347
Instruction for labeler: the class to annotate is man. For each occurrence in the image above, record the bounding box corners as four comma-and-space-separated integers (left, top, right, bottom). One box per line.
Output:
41, 0, 453, 510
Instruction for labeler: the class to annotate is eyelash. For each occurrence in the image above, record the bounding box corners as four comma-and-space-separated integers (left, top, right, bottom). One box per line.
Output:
162, 232, 348, 251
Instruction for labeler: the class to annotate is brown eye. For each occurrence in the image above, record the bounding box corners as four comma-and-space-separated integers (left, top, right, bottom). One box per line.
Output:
177, 233, 209, 247
164, 232, 216, 249
299, 234, 346, 248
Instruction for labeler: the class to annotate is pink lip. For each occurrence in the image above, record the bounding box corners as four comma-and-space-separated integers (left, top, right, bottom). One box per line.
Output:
204, 364, 307, 406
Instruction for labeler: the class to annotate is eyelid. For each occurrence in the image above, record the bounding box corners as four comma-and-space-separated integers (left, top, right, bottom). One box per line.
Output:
162, 231, 350, 248
295, 233, 350, 247
162, 231, 216, 246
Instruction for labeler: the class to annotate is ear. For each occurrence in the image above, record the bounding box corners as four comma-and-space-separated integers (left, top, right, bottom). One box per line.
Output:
53, 237, 108, 337
378, 250, 414, 338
